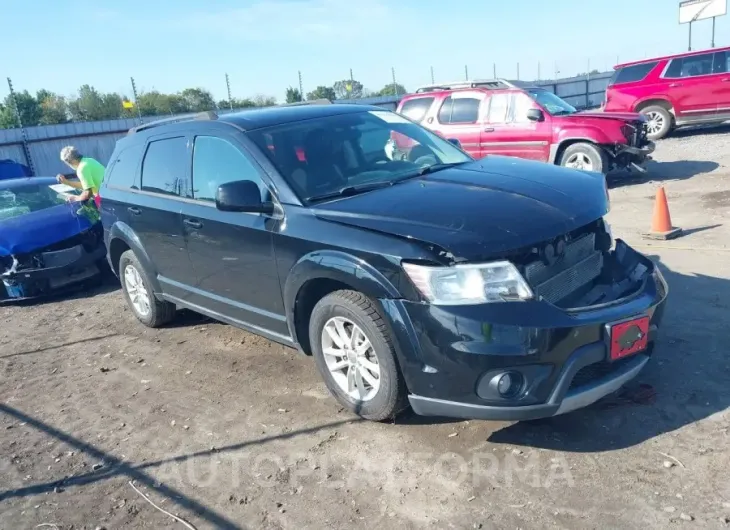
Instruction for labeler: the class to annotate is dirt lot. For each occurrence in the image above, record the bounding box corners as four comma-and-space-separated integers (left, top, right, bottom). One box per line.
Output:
2, 127, 730, 530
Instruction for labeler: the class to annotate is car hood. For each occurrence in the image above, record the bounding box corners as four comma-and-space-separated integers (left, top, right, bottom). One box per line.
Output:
562, 110, 645, 123
312, 156, 609, 262
0, 203, 96, 257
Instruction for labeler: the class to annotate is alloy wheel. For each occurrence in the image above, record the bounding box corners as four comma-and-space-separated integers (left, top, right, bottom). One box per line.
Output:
321, 316, 381, 401
565, 152, 593, 171
124, 264, 151, 317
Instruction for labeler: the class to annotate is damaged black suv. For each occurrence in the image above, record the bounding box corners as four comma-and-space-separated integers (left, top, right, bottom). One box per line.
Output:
101, 102, 668, 421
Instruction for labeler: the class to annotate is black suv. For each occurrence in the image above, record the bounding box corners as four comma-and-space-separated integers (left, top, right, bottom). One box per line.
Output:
101, 102, 668, 422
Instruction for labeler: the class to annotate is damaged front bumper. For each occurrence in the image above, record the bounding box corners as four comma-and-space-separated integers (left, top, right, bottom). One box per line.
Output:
1, 226, 106, 302
612, 141, 656, 171
381, 240, 668, 421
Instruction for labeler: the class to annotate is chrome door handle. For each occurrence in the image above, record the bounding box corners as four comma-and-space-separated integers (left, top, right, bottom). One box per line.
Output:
484, 127, 495, 132
127, 207, 141, 215
183, 218, 202, 229
669, 82, 682, 88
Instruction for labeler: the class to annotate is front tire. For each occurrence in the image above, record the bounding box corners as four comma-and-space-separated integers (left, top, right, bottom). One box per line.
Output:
118, 250, 176, 328
309, 290, 408, 421
640, 105, 672, 141
559, 142, 609, 175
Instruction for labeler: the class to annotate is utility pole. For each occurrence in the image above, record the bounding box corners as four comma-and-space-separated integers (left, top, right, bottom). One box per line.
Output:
6, 77, 35, 176
391, 67, 398, 96
465, 65, 469, 81
430, 66, 435, 84
225, 73, 233, 109
493, 63, 497, 78
517, 62, 520, 80
130, 77, 142, 122
298, 71, 304, 100
537, 61, 541, 81
688, 21, 693, 51
712, 16, 716, 47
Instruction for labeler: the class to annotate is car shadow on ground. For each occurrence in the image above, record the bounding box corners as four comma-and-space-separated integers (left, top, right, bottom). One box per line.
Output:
608, 160, 720, 188
486, 255, 730, 452
670, 122, 730, 138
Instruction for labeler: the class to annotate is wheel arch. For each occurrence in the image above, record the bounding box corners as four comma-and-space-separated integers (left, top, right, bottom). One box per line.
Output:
283, 250, 401, 356
107, 222, 162, 293
634, 98, 674, 114
550, 137, 600, 165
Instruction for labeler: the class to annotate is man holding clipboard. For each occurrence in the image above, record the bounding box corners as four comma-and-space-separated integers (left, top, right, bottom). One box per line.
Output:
56, 146, 105, 208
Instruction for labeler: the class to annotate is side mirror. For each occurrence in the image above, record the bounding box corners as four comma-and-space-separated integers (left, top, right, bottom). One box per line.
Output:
447, 138, 462, 148
526, 109, 545, 122
215, 180, 274, 214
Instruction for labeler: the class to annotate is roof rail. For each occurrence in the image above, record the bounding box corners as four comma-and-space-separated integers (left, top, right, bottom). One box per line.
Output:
127, 110, 218, 135
414, 79, 518, 93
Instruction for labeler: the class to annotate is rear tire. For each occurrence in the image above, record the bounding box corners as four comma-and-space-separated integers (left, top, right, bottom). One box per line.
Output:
118, 250, 176, 328
309, 290, 408, 421
559, 142, 608, 175
640, 105, 673, 140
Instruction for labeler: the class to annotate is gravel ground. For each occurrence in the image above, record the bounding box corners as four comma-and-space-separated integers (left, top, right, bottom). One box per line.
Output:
2, 127, 730, 530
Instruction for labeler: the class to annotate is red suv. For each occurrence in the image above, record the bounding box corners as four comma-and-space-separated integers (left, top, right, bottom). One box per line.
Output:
393, 80, 653, 176
605, 46, 730, 140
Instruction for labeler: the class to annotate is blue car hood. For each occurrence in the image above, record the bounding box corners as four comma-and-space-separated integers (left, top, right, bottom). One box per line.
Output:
0, 203, 96, 257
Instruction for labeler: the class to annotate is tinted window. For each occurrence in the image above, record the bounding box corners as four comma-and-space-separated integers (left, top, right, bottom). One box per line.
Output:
613, 62, 658, 84
665, 52, 715, 78
141, 137, 188, 196
486, 93, 510, 123
105, 143, 144, 189
438, 96, 480, 124
399, 97, 434, 122
713, 51, 729, 74
192, 136, 265, 202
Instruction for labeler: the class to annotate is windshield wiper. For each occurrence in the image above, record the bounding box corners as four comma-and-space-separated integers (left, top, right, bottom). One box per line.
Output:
414, 162, 466, 175
305, 180, 395, 203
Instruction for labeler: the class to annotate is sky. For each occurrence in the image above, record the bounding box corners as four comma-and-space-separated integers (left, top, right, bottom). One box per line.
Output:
1, 0, 728, 103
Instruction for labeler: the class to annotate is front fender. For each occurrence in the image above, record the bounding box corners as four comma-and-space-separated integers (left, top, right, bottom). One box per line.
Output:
549, 131, 613, 164
283, 250, 401, 344
107, 222, 162, 293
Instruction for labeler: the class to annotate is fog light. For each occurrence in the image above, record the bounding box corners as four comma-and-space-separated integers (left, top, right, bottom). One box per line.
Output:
496, 372, 524, 398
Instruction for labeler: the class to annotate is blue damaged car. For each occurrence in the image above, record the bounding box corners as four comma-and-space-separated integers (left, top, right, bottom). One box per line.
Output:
0, 177, 106, 301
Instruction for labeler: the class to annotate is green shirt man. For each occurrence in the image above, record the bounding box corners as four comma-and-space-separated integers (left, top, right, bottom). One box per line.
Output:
57, 146, 105, 204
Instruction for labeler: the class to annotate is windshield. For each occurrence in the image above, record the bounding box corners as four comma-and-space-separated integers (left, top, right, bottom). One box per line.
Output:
247, 110, 472, 203
527, 89, 577, 116
0, 182, 79, 222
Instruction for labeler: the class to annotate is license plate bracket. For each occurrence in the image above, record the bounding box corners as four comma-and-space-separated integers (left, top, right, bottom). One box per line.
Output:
606, 315, 650, 361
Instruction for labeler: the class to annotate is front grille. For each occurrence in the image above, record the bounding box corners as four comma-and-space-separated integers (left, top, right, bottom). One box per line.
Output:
523, 233, 603, 304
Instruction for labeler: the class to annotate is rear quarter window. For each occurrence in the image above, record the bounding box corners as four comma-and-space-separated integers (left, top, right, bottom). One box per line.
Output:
611, 61, 659, 85
105, 143, 145, 189
398, 97, 435, 122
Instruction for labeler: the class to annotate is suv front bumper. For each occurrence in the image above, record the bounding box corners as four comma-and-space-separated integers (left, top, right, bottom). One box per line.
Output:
381, 242, 667, 421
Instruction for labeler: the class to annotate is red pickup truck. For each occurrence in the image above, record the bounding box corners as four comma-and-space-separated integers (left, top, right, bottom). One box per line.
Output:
391, 80, 654, 175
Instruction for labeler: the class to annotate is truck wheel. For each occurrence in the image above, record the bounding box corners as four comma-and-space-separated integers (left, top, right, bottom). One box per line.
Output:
640, 105, 672, 140
309, 290, 408, 421
559, 142, 608, 174
119, 250, 176, 328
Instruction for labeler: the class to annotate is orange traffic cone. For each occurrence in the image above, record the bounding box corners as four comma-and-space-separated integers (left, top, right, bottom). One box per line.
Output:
645, 186, 682, 240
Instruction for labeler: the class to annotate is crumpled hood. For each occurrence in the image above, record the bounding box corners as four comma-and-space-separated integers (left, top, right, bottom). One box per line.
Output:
0, 203, 95, 257
313, 156, 609, 261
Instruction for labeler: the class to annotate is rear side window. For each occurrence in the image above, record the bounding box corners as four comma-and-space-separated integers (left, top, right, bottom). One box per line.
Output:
437, 96, 481, 124
105, 143, 144, 189
399, 97, 434, 122
141, 137, 188, 196
192, 136, 265, 202
612, 61, 658, 84
713, 51, 729, 74
664, 52, 715, 78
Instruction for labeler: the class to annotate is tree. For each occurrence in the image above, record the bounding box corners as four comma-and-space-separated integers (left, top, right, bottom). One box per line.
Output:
217, 97, 257, 109
180, 88, 216, 112
137, 91, 188, 116
36, 90, 69, 125
0, 91, 42, 128
68, 85, 123, 121
373, 83, 408, 97
306, 86, 336, 101
252, 94, 276, 107
333, 79, 364, 99
285, 87, 302, 103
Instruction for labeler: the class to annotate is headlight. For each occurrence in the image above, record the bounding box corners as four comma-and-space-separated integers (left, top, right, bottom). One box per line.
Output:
402, 261, 534, 305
